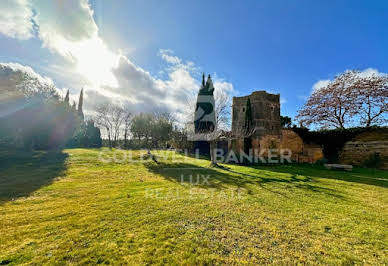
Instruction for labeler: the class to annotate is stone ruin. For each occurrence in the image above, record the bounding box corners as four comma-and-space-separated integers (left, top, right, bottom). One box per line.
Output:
231, 91, 281, 137
229, 90, 323, 163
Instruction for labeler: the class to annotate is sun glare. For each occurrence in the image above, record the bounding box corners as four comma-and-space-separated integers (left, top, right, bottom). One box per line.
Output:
74, 37, 118, 87
54, 35, 118, 88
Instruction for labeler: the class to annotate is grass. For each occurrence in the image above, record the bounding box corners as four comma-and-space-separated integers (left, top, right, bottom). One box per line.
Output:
0, 148, 387, 265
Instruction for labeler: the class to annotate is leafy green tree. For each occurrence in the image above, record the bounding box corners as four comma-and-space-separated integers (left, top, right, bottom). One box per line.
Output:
130, 113, 173, 149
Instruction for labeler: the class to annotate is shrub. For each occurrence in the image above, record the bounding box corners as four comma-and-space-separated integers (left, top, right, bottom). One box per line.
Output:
315, 158, 329, 166
363, 152, 382, 168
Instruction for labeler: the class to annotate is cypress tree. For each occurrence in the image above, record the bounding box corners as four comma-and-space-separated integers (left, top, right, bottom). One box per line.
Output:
244, 98, 253, 133
64, 89, 69, 105
78, 89, 84, 121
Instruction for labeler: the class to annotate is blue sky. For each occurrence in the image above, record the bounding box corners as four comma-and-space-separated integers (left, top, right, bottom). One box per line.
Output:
1, 0, 387, 120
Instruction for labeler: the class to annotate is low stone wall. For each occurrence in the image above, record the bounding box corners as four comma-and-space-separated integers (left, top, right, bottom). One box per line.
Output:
228, 130, 324, 163
301, 144, 324, 163
340, 141, 388, 169
280, 130, 303, 162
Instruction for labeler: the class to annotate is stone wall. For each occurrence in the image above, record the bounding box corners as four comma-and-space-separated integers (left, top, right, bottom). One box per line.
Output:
280, 130, 323, 163
280, 129, 303, 161
301, 144, 324, 164
228, 129, 324, 163
340, 141, 388, 169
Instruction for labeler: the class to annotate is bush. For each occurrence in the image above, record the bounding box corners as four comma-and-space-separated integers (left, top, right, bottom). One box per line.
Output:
363, 152, 382, 168
315, 158, 329, 166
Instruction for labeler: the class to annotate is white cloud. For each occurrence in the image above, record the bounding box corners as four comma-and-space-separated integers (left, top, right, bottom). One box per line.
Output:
32, 0, 98, 55
356, 68, 384, 78
31, 0, 117, 87
312, 68, 387, 94
159, 49, 182, 65
0, 0, 117, 88
0, 0, 236, 124
0, 0, 34, 40
312, 79, 330, 93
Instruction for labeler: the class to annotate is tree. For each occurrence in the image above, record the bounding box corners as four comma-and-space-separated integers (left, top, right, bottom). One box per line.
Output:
214, 87, 231, 131
95, 104, 114, 148
80, 120, 102, 147
297, 70, 388, 129
130, 112, 173, 149
280, 116, 292, 128
0, 65, 59, 101
0, 65, 68, 150
64, 89, 69, 105
111, 105, 125, 147
244, 98, 253, 132
151, 112, 173, 148
123, 109, 132, 148
353, 73, 388, 127
297, 71, 359, 129
170, 126, 193, 150
78, 88, 84, 121
130, 113, 153, 147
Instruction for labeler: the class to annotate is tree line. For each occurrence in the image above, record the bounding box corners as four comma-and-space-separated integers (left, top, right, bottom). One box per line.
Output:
94, 103, 190, 150
0, 69, 102, 150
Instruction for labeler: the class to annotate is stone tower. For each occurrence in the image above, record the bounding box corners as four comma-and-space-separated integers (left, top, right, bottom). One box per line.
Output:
232, 90, 281, 137
229, 90, 281, 156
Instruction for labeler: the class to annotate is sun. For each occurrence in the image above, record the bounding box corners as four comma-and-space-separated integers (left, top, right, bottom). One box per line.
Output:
74, 36, 118, 87
53, 34, 118, 88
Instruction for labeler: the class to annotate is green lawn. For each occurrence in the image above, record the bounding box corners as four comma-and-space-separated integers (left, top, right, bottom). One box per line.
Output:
0, 148, 387, 265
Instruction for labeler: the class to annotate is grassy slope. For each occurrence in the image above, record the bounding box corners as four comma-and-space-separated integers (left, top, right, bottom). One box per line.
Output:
0, 148, 387, 265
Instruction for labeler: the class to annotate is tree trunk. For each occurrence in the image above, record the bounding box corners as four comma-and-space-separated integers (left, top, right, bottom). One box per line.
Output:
124, 130, 128, 149
107, 127, 112, 149
209, 141, 217, 166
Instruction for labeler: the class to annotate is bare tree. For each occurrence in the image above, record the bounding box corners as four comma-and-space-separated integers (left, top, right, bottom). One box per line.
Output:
297, 70, 388, 129
353, 73, 388, 127
123, 108, 132, 148
214, 88, 232, 131
297, 71, 359, 129
111, 105, 125, 147
95, 103, 126, 148
95, 104, 114, 148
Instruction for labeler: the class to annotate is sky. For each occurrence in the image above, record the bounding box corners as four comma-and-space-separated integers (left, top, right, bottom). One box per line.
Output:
1, 0, 387, 122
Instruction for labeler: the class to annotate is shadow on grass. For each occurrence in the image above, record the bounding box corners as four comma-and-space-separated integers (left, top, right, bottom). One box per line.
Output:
250, 164, 388, 188
144, 161, 344, 198
0, 149, 68, 204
